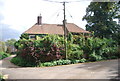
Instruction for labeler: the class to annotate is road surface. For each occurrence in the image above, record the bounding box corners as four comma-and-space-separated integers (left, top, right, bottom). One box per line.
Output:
0, 55, 119, 79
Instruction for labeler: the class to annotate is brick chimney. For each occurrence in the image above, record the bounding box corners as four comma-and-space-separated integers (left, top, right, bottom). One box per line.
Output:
37, 14, 42, 25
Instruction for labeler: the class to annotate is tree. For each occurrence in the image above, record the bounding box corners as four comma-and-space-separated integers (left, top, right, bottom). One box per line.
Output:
5, 39, 16, 53
0, 41, 7, 52
82, 2, 120, 39
5, 39, 16, 46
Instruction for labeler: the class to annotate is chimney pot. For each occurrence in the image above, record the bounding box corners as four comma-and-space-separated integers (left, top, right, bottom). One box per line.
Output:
37, 14, 42, 25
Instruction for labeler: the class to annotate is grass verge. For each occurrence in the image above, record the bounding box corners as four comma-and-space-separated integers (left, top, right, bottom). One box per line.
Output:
0, 52, 10, 60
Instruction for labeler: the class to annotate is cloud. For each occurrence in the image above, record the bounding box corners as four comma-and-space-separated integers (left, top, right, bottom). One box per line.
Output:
0, 0, 91, 41
1, 0, 90, 31
0, 0, 21, 41
1, 23, 21, 41
1, 26, 21, 41
0, 14, 21, 41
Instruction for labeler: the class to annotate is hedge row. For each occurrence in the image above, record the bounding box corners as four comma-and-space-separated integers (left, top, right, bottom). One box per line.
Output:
11, 34, 119, 67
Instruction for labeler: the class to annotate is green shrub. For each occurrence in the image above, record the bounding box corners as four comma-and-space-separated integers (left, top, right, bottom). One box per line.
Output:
0, 74, 3, 79
79, 58, 87, 63
71, 59, 79, 64
11, 56, 35, 67
39, 59, 87, 67
0, 52, 10, 60
89, 50, 103, 61
20, 33, 29, 39
0, 74, 5, 81
68, 34, 118, 61
61, 59, 71, 65
39, 59, 70, 67
67, 41, 83, 60
14, 35, 65, 66
13, 33, 119, 67
73, 36, 119, 61
42, 62, 53, 67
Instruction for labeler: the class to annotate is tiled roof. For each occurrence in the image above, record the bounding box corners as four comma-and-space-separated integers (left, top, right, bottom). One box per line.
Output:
24, 23, 90, 35
66, 23, 90, 33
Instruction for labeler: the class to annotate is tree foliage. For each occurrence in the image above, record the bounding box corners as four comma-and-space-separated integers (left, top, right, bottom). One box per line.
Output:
5, 39, 16, 47
20, 33, 29, 39
14, 35, 65, 66
83, 2, 120, 39
12, 34, 119, 67
0, 41, 6, 52
5, 39, 16, 53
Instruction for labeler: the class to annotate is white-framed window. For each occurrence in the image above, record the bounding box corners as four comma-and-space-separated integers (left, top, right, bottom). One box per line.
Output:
29, 35, 36, 39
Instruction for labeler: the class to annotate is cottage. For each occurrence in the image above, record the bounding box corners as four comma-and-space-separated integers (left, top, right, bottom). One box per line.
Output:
24, 15, 90, 39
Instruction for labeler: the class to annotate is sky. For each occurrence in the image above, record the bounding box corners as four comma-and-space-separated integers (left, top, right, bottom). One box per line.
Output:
1, 0, 119, 41
0, 0, 92, 41
0, 0, 119, 40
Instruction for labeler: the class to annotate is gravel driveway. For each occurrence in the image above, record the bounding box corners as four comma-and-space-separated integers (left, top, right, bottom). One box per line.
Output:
0, 55, 119, 79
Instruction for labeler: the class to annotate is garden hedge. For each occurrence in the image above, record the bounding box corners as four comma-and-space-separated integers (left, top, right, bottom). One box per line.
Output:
11, 34, 119, 67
